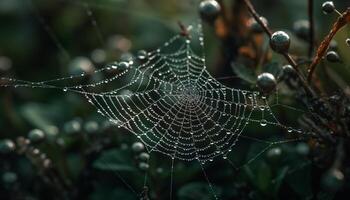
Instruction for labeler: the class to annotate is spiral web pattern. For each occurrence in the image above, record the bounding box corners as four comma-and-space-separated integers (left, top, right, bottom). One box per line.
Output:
1, 23, 305, 164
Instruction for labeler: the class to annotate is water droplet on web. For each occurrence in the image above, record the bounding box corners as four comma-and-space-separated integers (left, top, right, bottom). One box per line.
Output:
287, 128, 293, 133
260, 119, 267, 126
63, 88, 68, 92
137, 50, 148, 60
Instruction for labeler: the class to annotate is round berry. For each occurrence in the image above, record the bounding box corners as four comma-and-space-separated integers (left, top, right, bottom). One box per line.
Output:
293, 20, 310, 40
270, 31, 290, 53
248, 17, 268, 33
267, 147, 282, 158
28, 129, 45, 143
346, 38, 350, 47
139, 152, 150, 161
2, 172, 17, 184
84, 121, 99, 134
322, 1, 335, 14
138, 162, 149, 171
91, 49, 106, 64
256, 73, 277, 94
68, 57, 95, 76
296, 143, 309, 156
282, 64, 295, 76
321, 168, 344, 192
132, 142, 145, 152
0, 139, 15, 154
199, 0, 221, 22
326, 51, 340, 62
64, 119, 82, 134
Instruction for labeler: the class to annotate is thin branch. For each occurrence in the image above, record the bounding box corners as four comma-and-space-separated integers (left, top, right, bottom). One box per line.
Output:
242, 0, 316, 97
307, 8, 350, 82
308, 0, 315, 58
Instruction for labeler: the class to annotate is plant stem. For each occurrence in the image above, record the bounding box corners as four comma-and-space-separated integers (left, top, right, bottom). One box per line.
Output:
307, 8, 350, 82
308, 0, 315, 58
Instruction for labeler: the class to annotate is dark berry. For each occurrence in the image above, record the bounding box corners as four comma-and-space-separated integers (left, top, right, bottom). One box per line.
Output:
346, 38, 350, 47
84, 121, 99, 133
326, 51, 340, 62
282, 64, 295, 76
132, 142, 145, 152
199, 0, 221, 22
293, 20, 310, 40
2, 172, 17, 184
139, 152, 150, 161
270, 31, 290, 53
256, 73, 277, 94
321, 168, 344, 192
322, 1, 335, 14
329, 40, 338, 50
0, 139, 15, 154
248, 17, 268, 33
138, 162, 149, 171
28, 129, 45, 143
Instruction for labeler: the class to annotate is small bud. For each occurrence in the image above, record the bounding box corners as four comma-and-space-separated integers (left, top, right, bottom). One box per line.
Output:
257, 73, 277, 94
0, 139, 15, 154
139, 152, 150, 161
28, 129, 45, 143
322, 1, 335, 14
270, 31, 290, 53
138, 162, 149, 171
326, 51, 340, 63
132, 142, 145, 152
199, 0, 221, 22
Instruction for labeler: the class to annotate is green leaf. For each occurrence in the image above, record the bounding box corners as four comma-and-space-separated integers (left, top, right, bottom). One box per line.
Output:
286, 164, 313, 199
231, 62, 256, 84
93, 148, 136, 172
178, 182, 221, 200
272, 166, 289, 195
89, 185, 136, 200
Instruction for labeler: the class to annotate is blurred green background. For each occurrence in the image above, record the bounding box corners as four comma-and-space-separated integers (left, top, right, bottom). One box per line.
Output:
0, 0, 350, 199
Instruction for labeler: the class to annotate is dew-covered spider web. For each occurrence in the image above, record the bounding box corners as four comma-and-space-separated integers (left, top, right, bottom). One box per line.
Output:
1, 22, 312, 162
0, 0, 319, 199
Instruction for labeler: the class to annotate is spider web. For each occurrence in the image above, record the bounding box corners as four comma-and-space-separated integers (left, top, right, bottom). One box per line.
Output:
0, 1, 318, 199
1, 23, 312, 163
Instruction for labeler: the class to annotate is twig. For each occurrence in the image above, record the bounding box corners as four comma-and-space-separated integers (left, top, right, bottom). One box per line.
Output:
242, 0, 316, 97
308, 0, 315, 58
307, 8, 350, 82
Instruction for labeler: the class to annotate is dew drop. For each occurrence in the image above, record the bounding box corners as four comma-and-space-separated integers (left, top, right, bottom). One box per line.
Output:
260, 119, 267, 127
137, 50, 148, 60
63, 88, 68, 92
